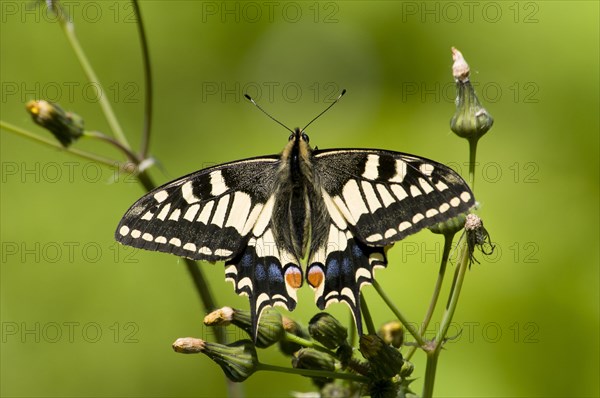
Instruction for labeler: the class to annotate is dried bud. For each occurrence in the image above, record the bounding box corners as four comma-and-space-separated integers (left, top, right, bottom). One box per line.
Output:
359, 335, 404, 379
205, 307, 284, 348
464, 214, 495, 265
292, 348, 335, 387
173, 338, 258, 382
308, 313, 348, 349
377, 320, 404, 349
172, 337, 205, 354
449, 48, 493, 142
203, 306, 235, 326
279, 316, 311, 356
26, 100, 83, 147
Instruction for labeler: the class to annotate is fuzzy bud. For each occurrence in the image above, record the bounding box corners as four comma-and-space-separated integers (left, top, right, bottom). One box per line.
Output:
173, 338, 258, 382
377, 320, 404, 349
359, 334, 404, 379
279, 316, 311, 356
292, 348, 335, 387
308, 313, 348, 349
204, 307, 284, 348
26, 100, 83, 147
450, 48, 493, 142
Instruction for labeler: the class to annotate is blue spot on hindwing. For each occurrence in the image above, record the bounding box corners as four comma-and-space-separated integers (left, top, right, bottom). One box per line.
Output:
326, 258, 339, 280
255, 263, 266, 281
352, 241, 363, 258
268, 261, 283, 283
241, 253, 253, 268
342, 257, 352, 275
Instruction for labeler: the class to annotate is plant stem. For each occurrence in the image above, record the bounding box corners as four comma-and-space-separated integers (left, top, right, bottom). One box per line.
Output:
283, 333, 335, 355
468, 137, 478, 191
360, 295, 376, 335
406, 232, 455, 361
256, 363, 369, 384
1, 121, 119, 168
422, 352, 439, 398
56, 8, 131, 149
372, 280, 426, 349
83, 130, 141, 163
421, 240, 470, 397
131, 0, 153, 158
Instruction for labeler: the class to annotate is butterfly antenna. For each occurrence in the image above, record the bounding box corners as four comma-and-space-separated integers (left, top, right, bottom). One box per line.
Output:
244, 94, 294, 134
302, 89, 346, 132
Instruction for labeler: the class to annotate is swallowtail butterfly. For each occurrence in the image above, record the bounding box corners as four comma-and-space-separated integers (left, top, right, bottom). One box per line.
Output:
115, 92, 475, 338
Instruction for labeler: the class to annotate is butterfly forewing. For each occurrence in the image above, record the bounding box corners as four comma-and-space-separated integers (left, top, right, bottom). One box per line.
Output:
115, 157, 279, 262
313, 149, 475, 245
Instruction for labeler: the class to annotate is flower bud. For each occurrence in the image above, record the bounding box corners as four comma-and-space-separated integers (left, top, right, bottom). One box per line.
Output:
204, 307, 284, 348
377, 320, 404, 349
308, 312, 348, 349
279, 316, 311, 356
292, 348, 335, 387
173, 337, 258, 382
399, 360, 414, 378
26, 100, 83, 147
429, 213, 467, 236
359, 335, 404, 379
449, 48, 493, 142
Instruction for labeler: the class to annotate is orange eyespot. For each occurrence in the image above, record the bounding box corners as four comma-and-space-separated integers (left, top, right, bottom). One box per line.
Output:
285, 267, 302, 289
307, 267, 324, 288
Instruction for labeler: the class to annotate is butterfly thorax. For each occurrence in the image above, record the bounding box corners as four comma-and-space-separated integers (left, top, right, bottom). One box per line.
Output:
272, 128, 319, 260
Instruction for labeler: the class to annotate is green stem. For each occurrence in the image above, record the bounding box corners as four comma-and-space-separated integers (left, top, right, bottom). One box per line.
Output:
421, 241, 470, 397
83, 131, 141, 163
372, 280, 426, 349
1, 121, 119, 168
434, 242, 470, 351
422, 352, 439, 398
256, 363, 370, 384
406, 232, 455, 361
468, 137, 478, 191
56, 8, 131, 149
131, 0, 153, 158
360, 295, 376, 335
283, 333, 334, 355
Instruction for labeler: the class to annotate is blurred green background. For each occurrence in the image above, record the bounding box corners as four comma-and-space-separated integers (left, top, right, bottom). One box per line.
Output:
1, 1, 598, 397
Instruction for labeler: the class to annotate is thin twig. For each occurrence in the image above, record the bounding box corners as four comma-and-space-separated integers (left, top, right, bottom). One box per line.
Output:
406, 232, 455, 361
132, 0, 153, 158
55, 4, 131, 149
372, 280, 427, 349
1, 121, 119, 168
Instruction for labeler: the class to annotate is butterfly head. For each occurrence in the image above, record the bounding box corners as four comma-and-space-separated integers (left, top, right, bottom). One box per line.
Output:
289, 127, 310, 144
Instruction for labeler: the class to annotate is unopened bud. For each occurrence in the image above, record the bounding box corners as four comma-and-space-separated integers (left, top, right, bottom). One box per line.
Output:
173, 338, 258, 382
26, 100, 83, 147
359, 335, 404, 379
279, 316, 311, 356
377, 320, 404, 349
429, 213, 468, 236
450, 48, 493, 142
205, 307, 284, 348
292, 348, 335, 387
308, 313, 348, 349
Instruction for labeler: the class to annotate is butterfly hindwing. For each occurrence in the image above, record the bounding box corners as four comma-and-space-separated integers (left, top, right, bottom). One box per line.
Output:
306, 222, 387, 335
225, 224, 303, 336
115, 156, 279, 262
